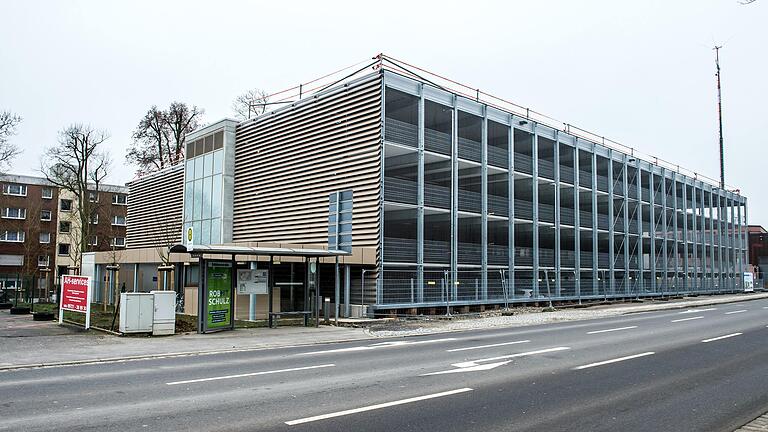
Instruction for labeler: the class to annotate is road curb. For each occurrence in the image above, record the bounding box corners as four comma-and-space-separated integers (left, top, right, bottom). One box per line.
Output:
2, 293, 765, 372
0, 336, 378, 371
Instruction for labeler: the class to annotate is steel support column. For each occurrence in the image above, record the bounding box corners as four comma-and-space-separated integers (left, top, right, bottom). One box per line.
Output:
608, 152, 615, 296
554, 132, 561, 298
532, 125, 540, 298
573, 142, 581, 300
417, 84, 425, 303
481, 108, 488, 301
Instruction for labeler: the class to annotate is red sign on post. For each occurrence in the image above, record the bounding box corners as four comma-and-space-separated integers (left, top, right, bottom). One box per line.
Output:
59, 275, 92, 329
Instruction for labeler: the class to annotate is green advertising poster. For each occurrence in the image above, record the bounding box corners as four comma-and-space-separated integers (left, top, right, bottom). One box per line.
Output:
206, 262, 232, 329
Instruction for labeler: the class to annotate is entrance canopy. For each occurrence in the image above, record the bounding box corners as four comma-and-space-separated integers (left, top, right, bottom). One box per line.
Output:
169, 244, 351, 258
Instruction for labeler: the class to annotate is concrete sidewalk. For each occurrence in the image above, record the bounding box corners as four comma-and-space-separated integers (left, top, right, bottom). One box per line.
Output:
1, 292, 766, 370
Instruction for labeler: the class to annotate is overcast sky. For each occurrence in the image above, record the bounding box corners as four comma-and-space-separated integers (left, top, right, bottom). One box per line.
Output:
1, 0, 765, 223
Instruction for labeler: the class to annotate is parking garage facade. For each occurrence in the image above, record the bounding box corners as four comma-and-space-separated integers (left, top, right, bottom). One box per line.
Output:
380, 70, 749, 309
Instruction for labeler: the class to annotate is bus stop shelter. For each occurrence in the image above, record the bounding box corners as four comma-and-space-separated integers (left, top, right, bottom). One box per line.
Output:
169, 244, 351, 333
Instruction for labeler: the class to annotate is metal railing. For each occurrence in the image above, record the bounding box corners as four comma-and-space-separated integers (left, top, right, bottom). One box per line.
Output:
425, 128, 451, 155
425, 183, 451, 209
458, 137, 481, 162
488, 146, 508, 168
385, 117, 418, 147
384, 177, 418, 204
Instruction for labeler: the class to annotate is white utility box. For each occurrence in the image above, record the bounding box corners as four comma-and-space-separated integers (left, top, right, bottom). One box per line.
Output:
119, 293, 154, 333
150, 290, 176, 336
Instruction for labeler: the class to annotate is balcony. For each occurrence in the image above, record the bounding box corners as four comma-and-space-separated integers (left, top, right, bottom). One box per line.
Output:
385, 118, 417, 147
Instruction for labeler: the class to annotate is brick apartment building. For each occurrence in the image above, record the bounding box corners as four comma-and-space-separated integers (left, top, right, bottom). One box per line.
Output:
0, 174, 128, 302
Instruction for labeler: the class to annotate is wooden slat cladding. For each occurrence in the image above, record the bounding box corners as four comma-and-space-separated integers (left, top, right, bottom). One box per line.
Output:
126, 165, 184, 249
234, 73, 382, 247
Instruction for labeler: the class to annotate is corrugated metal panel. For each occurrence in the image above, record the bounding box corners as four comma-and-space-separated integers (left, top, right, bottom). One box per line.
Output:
126, 165, 184, 249
233, 73, 382, 247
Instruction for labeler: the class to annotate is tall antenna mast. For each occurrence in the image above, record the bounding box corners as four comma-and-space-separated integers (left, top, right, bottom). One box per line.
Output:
714, 45, 725, 189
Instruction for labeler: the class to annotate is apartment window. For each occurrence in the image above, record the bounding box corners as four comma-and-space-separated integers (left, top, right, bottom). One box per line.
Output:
41, 210, 52, 221
58, 243, 70, 256
2, 207, 27, 219
88, 191, 99, 202
90, 213, 99, 224
60, 199, 73, 212
111, 237, 126, 247
0, 231, 25, 242
38, 255, 50, 267
42, 188, 53, 199
2, 183, 27, 196
112, 194, 127, 205
39, 232, 51, 244
112, 215, 126, 226
59, 221, 71, 233
87, 235, 97, 246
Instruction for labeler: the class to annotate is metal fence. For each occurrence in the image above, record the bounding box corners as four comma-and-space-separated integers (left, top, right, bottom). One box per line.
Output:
375, 268, 748, 310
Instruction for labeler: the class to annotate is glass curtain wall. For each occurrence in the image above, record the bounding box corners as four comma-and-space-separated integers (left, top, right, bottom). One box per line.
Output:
184, 132, 224, 245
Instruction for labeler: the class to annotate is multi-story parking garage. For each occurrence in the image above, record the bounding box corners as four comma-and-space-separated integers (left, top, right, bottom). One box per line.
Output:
114, 55, 749, 316
379, 62, 748, 309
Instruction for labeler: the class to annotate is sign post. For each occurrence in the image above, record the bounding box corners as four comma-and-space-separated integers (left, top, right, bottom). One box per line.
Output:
59, 275, 92, 329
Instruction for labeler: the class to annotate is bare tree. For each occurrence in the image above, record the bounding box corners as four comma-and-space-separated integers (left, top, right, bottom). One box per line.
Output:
41, 124, 111, 275
126, 103, 203, 174
232, 88, 270, 120
165, 102, 203, 166
0, 111, 22, 172
127, 106, 168, 173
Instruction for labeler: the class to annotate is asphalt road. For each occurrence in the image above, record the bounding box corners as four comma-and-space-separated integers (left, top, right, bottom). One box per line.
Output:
1, 298, 767, 432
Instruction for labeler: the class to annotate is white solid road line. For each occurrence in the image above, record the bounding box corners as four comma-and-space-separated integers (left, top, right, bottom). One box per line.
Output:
586, 326, 638, 335
702, 333, 743, 343
284, 388, 474, 425
574, 352, 655, 370
671, 316, 704, 323
166, 364, 335, 386
298, 338, 457, 356
446, 340, 530, 352
679, 308, 717, 314
724, 309, 747, 315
